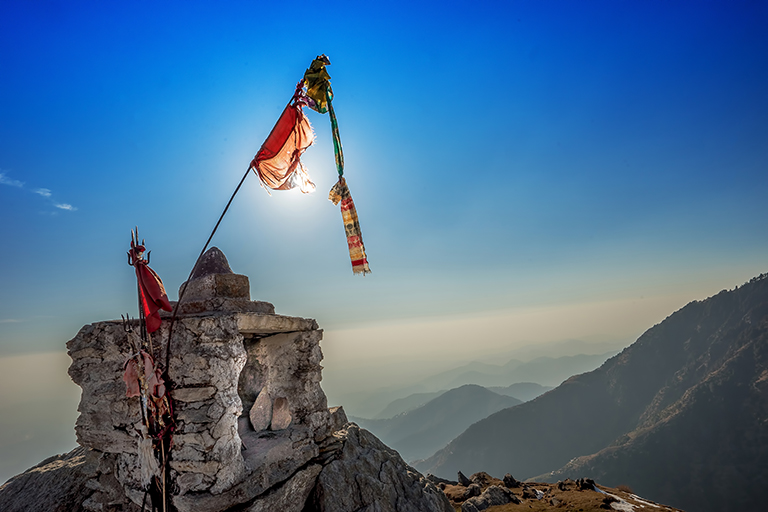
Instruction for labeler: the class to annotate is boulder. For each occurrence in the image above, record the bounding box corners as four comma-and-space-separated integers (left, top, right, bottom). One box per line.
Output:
577, 477, 597, 491
503, 473, 521, 488
181, 246, 250, 301
461, 485, 518, 511
191, 247, 235, 278
469, 471, 499, 487
271, 396, 292, 430
464, 483, 482, 499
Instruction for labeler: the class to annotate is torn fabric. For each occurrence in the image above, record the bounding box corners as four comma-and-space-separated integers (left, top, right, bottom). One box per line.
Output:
128, 242, 172, 334
250, 102, 316, 193
303, 55, 343, 176
303, 55, 370, 274
329, 177, 370, 275
304, 55, 333, 114
136, 263, 172, 333
123, 350, 166, 400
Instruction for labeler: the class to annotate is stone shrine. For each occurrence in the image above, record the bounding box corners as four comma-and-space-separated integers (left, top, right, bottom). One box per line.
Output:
59, 247, 451, 512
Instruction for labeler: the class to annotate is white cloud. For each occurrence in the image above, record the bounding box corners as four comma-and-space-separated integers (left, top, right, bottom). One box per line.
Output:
0, 319, 23, 324
0, 169, 77, 212
0, 172, 24, 188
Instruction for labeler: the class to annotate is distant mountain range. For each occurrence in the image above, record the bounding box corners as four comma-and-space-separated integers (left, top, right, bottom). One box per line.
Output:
372, 391, 446, 420
351, 384, 522, 462
415, 273, 768, 512
371, 382, 552, 420
473, 338, 631, 363
416, 353, 618, 391
333, 352, 613, 418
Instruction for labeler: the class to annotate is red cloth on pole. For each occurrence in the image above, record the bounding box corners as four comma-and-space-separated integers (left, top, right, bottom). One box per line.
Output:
133, 257, 172, 333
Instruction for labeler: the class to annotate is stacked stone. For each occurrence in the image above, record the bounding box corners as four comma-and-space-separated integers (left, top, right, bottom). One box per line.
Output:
61, 248, 452, 512
165, 314, 248, 498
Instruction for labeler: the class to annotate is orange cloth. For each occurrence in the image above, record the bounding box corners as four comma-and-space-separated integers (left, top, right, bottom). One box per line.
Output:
250, 103, 316, 193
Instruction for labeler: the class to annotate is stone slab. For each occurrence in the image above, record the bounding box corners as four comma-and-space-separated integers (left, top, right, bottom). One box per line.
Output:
236, 313, 319, 334
166, 298, 275, 315
172, 386, 217, 403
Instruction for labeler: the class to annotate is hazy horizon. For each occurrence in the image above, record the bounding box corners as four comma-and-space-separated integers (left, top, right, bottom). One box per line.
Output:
0, 274, 759, 483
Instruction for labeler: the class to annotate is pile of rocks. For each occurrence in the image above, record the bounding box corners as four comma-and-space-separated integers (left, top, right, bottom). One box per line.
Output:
435, 472, 521, 511
433, 472, 684, 512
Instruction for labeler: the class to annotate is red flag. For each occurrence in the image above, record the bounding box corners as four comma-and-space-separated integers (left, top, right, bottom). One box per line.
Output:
129, 243, 172, 333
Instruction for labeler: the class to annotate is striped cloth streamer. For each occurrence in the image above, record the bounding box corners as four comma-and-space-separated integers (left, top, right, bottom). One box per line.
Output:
329, 177, 370, 275
304, 55, 370, 274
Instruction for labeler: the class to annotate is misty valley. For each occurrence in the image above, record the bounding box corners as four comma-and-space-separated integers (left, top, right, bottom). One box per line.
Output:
327, 274, 768, 512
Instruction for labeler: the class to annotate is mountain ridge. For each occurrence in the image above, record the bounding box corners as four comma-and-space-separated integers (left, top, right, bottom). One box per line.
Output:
352, 384, 522, 462
415, 273, 768, 512
418, 352, 618, 390
333, 351, 615, 418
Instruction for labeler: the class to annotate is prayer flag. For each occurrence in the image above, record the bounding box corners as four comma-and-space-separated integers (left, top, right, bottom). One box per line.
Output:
250, 100, 316, 193
329, 177, 371, 275
128, 240, 172, 333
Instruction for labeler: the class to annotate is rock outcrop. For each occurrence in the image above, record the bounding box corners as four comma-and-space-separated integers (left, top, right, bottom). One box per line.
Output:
307, 423, 452, 512
0, 248, 451, 512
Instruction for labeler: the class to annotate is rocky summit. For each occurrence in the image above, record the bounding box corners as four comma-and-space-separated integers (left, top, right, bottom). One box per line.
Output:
0, 248, 451, 512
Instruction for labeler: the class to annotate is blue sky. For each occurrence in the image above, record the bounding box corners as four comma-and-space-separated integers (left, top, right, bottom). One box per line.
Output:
2, 0, 766, 354
1, 0, 767, 353
1, 0, 767, 480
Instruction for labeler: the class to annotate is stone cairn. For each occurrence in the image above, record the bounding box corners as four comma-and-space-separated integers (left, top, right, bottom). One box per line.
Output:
63, 248, 451, 512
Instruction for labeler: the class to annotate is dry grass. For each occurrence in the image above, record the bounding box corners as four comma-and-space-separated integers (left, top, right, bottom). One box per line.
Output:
442, 477, 684, 512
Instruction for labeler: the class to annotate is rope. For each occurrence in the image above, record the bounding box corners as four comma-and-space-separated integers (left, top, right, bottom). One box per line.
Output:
163, 165, 252, 374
